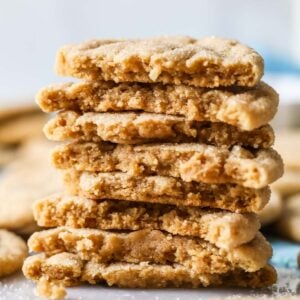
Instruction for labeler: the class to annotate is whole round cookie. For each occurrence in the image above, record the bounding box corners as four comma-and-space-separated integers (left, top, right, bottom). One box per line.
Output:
0, 138, 62, 233
0, 229, 28, 277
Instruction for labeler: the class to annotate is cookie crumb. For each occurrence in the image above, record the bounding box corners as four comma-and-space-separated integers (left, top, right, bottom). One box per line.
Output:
35, 277, 66, 300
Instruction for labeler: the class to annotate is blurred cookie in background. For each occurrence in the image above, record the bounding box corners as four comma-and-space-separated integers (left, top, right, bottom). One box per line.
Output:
0, 105, 48, 167
272, 169, 300, 197
0, 105, 60, 277
258, 189, 283, 226
0, 145, 17, 166
0, 104, 61, 236
0, 138, 62, 236
270, 130, 300, 243
273, 130, 300, 197
274, 129, 300, 170
0, 229, 28, 277
0, 105, 47, 146
275, 193, 300, 242
0, 104, 39, 120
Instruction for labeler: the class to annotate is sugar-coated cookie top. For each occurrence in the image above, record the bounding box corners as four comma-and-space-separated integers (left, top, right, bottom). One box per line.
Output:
56, 36, 264, 88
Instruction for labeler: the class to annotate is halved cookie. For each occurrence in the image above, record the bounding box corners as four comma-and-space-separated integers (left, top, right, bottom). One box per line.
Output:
44, 111, 274, 148
37, 81, 277, 131
0, 230, 28, 277
34, 194, 260, 249
28, 228, 271, 273
55, 36, 263, 88
53, 142, 283, 188
63, 170, 270, 213
23, 253, 277, 289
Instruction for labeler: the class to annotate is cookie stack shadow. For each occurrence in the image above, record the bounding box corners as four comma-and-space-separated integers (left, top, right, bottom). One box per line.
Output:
23, 37, 284, 292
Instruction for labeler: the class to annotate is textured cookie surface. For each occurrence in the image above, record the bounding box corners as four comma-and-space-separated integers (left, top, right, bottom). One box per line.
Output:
63, 170, 270, 213
0, 139, 62, 232
56, 36, 264, 88
28, 228, 271, 273
0, 229, 28, 277
34, 194, 260, 249
44, 110, 274, 148
23, 253, 277, 288
37, 81, 278, 131
53, 142, 283, 189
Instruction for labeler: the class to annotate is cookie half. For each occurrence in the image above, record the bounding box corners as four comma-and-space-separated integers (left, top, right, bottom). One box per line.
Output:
44, 111, 274, 148
34, 194, 260, 249
53, 142, 283, 188
63, 171, 270, 213
28, 228, 271, 273
55, 36, 263, 88
37, 81, 277, 131
23, 253, 277, 288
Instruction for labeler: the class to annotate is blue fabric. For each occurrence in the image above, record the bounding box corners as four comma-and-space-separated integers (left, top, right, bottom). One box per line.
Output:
270, 236, 300, 268
253, 44, 300, 75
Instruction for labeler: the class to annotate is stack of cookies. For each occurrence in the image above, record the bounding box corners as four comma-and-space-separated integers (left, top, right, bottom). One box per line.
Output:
23, 36, 283, 296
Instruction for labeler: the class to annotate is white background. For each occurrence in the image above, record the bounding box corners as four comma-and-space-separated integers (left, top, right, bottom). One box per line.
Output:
0, 0, 299, 106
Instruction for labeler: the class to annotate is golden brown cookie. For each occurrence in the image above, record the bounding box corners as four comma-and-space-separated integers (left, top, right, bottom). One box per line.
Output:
37, 81, 278, 131
0, 229, 28, 277
63, 170, 270, 213
44, 110, 274, 148
272, 170, 300, 197
56, 36, 263, 88
34, 193, 260, 249
28, 228, 271, 273
14, 223, 40, 237
275, 215, 300, 243
275, 193, 300, 242
53, 142, 283, 189
23, 253, 277, 288
0, 111, 47, 145
34, 277, 66, 300
0, 145, 17, 166
258, 190, 283, 226
275, 130, 300, 170
0, 104, 39, 121
0, 139, 62, 233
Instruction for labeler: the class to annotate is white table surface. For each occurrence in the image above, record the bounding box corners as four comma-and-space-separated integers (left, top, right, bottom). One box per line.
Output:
0, 268, 299, 300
